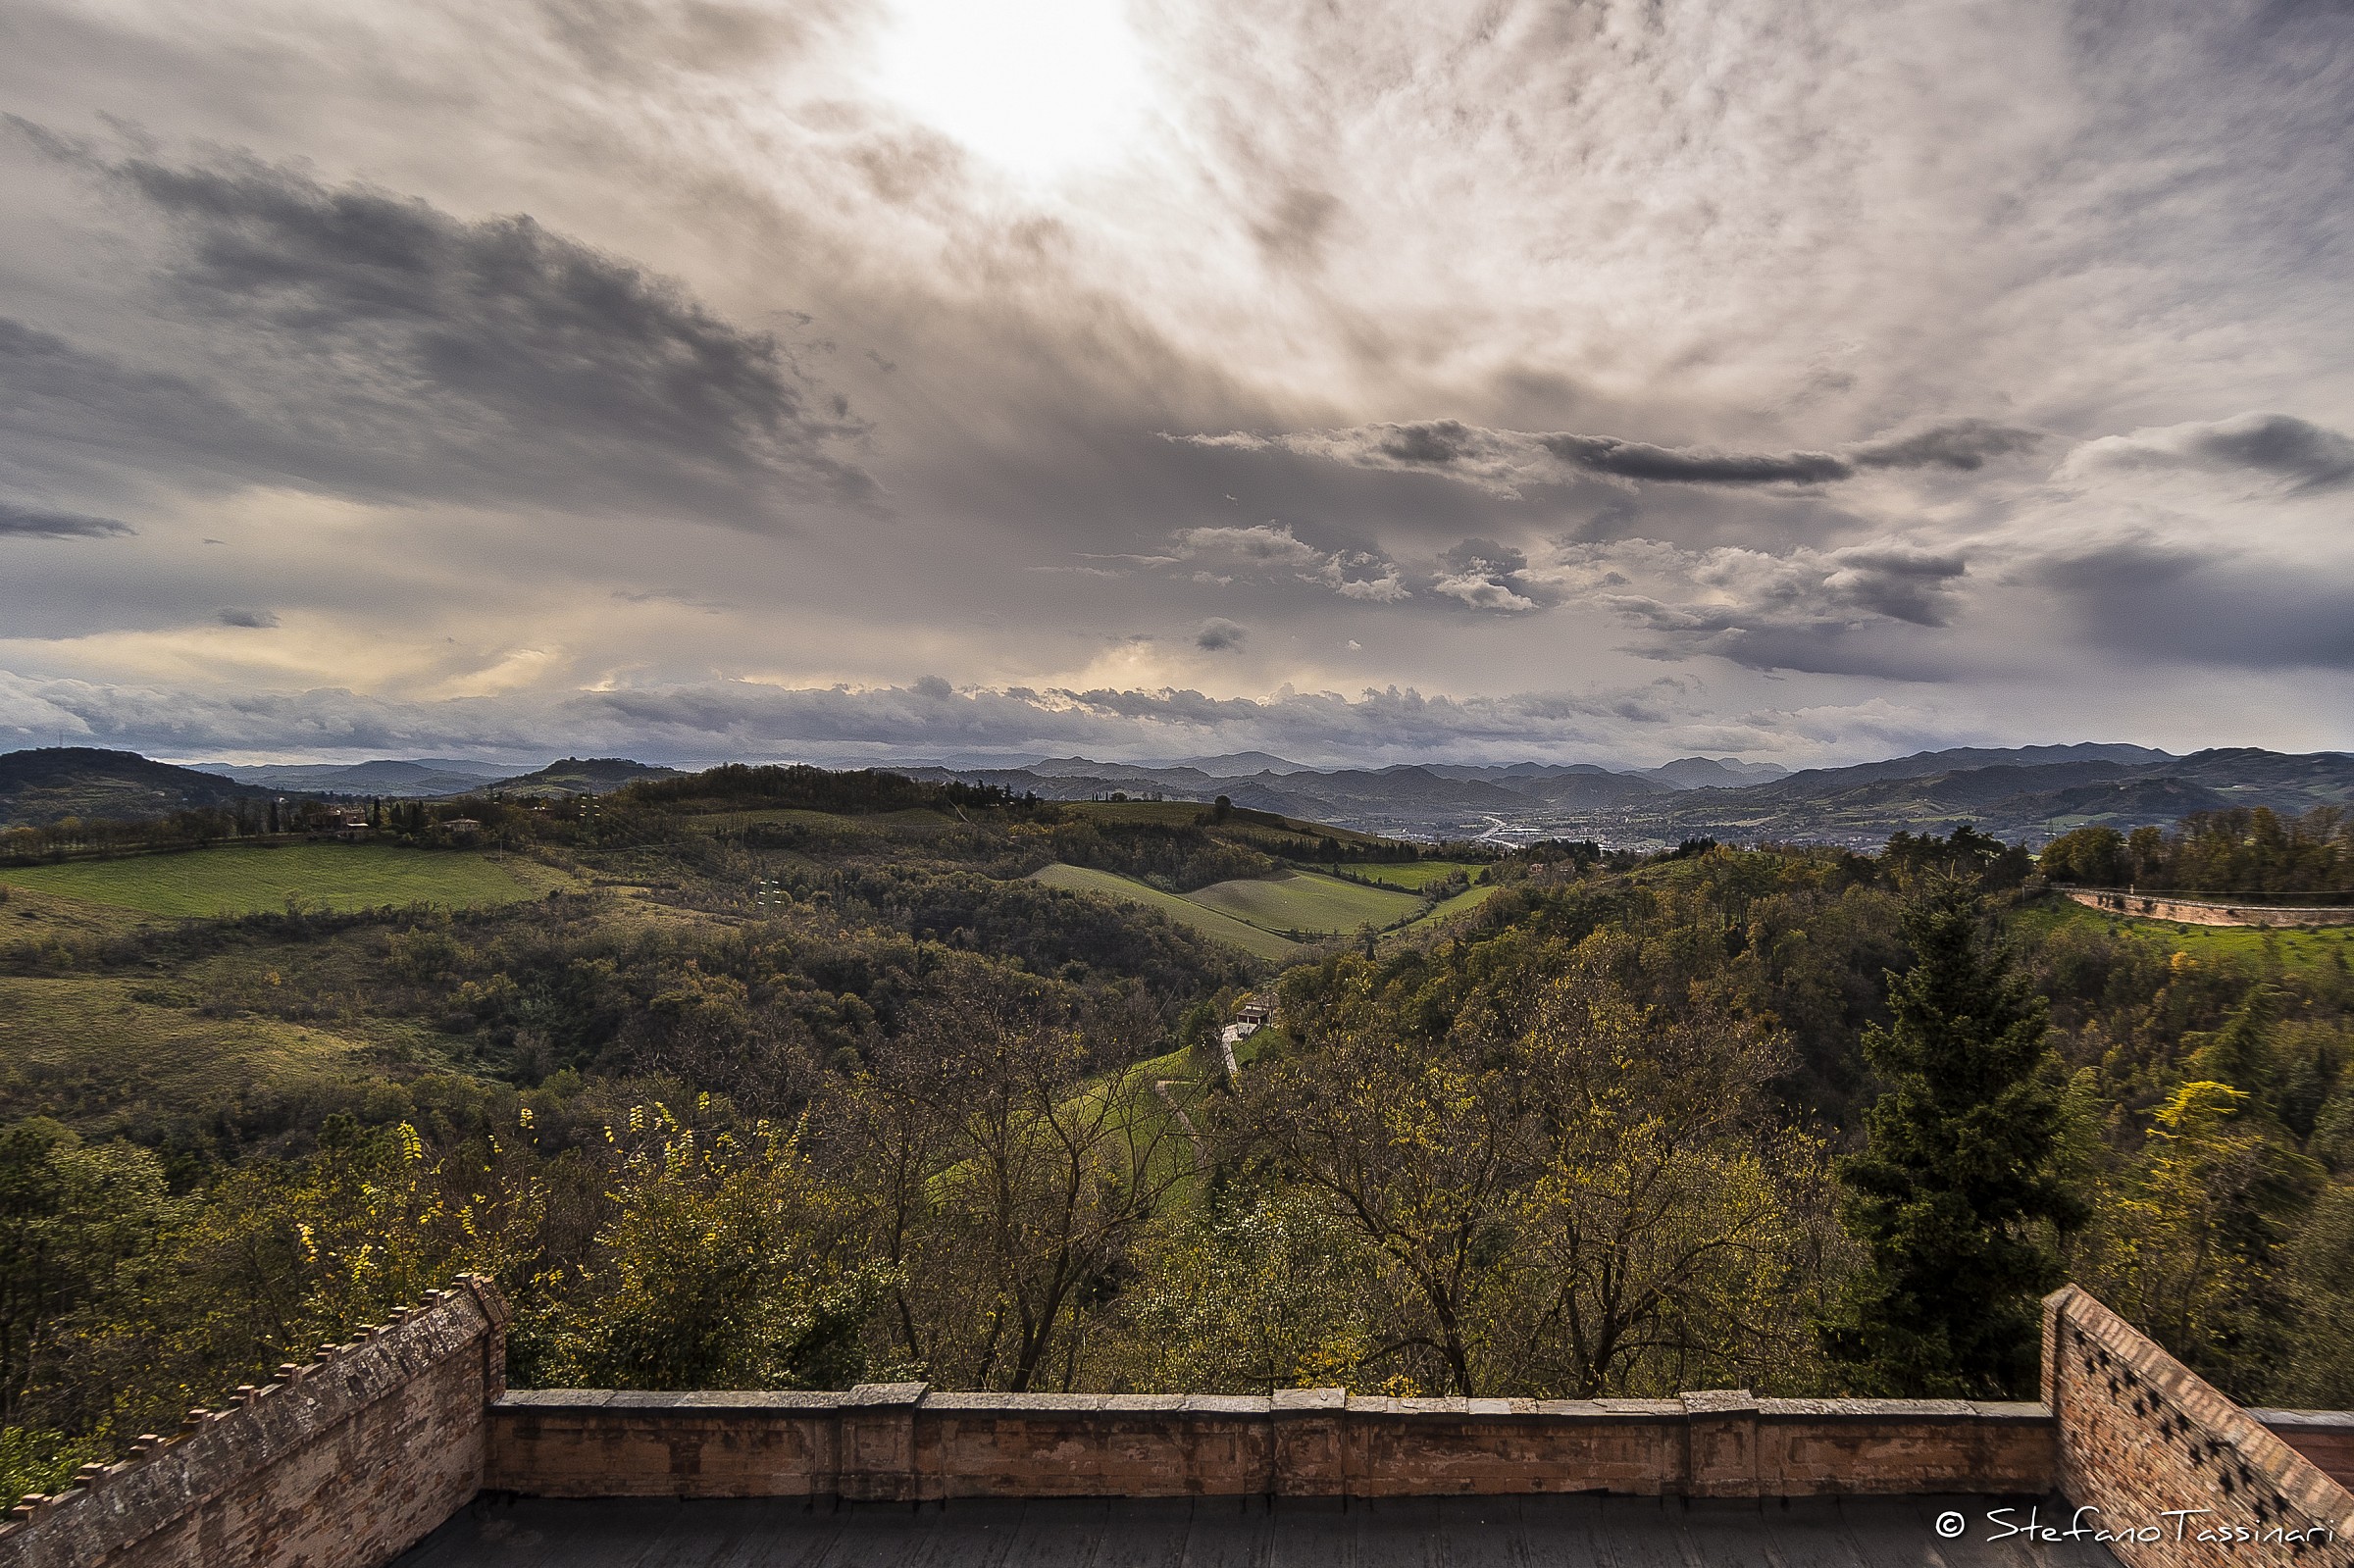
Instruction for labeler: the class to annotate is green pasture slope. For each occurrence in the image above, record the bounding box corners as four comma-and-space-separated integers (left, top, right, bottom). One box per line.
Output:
0, 842, 555, 917
1028, 864, 1302, 960
1184, 869, 1423, 936
0, 973, 397, 1135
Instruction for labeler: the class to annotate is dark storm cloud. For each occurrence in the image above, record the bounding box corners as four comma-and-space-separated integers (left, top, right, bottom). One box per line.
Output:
1822, 545, 1969, 625
1433, 537, 1547, 613
0, 498, 133, 538
1849, 420, 2047, 472
2064, 413, 2354, 493
1185, 418, 2042, 497
0, 670, 1707, 765
1556, 538, 1971, 676
2039, 540, 2354, 670
1537, 432, 1850, 486
1195, 617, 1247, 650
4, 127, 872, 526
215, 607, 279, 628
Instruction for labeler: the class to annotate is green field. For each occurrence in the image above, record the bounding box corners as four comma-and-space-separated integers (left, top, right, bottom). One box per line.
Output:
1028, 864, 1303, 960
2015, 897, 2354, 979
1184, 869, 1423, 936
1420, 883, 1502, 923
0, 974, 394, 1134
1342, 860, 1486, 891
1030, 862, 1493, 958
0, 843, 559, 916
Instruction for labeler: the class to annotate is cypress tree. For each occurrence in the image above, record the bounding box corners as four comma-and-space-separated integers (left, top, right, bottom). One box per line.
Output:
1822, 876, 2084, 1396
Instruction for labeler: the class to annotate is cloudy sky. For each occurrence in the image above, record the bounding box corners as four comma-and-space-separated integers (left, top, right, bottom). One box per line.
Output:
2, 0, 2349, 769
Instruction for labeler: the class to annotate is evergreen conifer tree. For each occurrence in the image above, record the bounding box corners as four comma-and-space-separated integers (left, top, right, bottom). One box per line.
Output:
1821, 876, 2084, 1396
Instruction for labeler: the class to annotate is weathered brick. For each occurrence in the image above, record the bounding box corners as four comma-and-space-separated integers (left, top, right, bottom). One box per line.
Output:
2045, 1285, 2354, 1567
0, 1279, 506, 1568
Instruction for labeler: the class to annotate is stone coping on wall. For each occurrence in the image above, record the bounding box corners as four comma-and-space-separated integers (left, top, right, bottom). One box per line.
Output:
484, 1382, 2062, 1501
493, 1387, 2052, 1422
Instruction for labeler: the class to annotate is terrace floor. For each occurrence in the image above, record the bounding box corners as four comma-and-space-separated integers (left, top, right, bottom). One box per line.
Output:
395, 1492, 2121, 1566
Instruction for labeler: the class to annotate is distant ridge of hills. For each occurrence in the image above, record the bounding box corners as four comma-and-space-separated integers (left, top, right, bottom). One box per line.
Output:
198, 758, 510, 796
190, 755, 684, 798
7, 742, 2351, 846
0, 747, 280, 828
491, 757, 686, 796
897, 742, 2354, 848
1, 749, 691, 828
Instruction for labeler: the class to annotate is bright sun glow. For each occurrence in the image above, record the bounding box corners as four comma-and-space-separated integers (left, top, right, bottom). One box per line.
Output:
869, 0, 1151, 183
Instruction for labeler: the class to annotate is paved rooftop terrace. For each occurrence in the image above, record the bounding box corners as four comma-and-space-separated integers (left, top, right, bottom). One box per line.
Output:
394, 1493, 2120, 1566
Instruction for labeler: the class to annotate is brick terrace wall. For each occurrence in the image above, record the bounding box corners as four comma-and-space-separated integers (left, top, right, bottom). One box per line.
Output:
486, 1384, 2055, 1500
0, 1279, 508, 1568
2248, 1411, 2354, 1492
2045, 1285, 2354, 1566
2063, 890, 2353, 929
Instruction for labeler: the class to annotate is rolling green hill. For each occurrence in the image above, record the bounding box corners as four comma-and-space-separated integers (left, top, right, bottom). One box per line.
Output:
0, 842, 560, 916
1028, 863, 1304, 960
1183, 868, 1423, 936
493, 757, 685, 796
1, 747, 278, 828
0, 974, 394, 1136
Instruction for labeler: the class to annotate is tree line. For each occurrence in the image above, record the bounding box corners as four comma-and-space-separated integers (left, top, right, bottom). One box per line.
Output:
2040, 806, 2354, 896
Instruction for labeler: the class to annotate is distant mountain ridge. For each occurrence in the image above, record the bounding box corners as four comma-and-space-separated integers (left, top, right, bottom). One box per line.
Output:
197, 759, 510, 796
1, 747, 281, 828
898, 742, 2354, 848
13, 742, 2351, 847
491, 757, 685, 795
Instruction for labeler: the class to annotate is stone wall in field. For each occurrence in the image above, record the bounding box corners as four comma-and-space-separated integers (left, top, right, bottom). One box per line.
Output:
0, 1279, 507, 1568
2063, 889, 2353, 928
2044, 1284, 2354, 1566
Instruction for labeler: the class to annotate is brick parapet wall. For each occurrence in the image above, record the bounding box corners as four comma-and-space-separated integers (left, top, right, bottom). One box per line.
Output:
0, 1278, 508, 1568
12, 1274, 2350, 1562
2044, 1285, 2354, 1566
2246, 1412, 2354, 1492
485, 1385, 2057, 1501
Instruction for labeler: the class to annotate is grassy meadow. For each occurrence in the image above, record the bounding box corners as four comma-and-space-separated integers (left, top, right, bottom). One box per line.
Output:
0, 843, 561, 917
2013, 895, 2354, 979
0, 973, 399, 1138
1184, 868, 1423, 935
1029, 861, 1495, 957
1029, 863, 1303, 960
